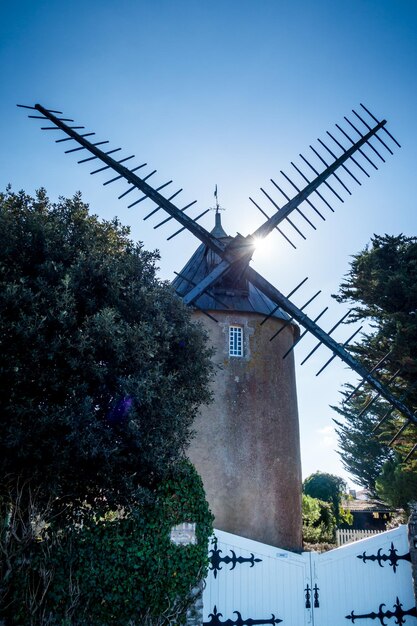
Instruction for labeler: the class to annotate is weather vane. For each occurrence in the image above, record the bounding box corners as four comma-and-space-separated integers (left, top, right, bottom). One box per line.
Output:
212, 185, 225, 214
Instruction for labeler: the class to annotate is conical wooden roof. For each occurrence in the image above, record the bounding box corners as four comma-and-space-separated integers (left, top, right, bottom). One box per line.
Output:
172, 213, 290, 321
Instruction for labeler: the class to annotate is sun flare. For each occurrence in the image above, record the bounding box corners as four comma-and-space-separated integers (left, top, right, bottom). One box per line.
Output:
252, 235, 274, 260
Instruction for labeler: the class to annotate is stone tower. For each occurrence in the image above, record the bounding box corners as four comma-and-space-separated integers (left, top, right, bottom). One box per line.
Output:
173, 213, 303, 552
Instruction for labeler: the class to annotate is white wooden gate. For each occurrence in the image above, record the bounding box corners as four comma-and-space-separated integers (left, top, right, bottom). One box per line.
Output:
203, 526, 416, 625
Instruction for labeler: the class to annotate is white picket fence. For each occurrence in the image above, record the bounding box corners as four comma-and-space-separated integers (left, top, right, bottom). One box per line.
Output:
336, 528, 382, 546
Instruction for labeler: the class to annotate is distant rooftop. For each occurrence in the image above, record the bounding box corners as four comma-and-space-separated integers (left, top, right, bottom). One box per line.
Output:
342, 498, 397, 513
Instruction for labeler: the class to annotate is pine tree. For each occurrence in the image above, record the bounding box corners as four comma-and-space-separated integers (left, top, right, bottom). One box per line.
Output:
333, 234, 417, 506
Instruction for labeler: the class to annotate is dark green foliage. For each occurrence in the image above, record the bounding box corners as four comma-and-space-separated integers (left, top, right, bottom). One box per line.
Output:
2, 461, 213, 625
303, 472, 346, 509
303, 471, 348, 528
0, 188, 213, 512
375, 460, 417, 511
0, 188, 214, 624
335, 234, 417, 372
332, 390, 395, 495
334, 233, 417, 406
302, 494, 336, 544
332, 233, 417, 505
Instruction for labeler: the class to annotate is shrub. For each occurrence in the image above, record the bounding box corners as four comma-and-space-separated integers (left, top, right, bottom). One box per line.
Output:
1, 461, 213, 625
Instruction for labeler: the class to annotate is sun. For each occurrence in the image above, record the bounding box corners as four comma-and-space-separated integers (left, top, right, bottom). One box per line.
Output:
252, 235, 274, 260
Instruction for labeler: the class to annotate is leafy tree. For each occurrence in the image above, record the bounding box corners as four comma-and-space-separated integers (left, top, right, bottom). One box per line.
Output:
332, 234, 417, 505
302, 494, 336, 544
0, 188, 214, 623
0, 188, 213, 512
303, 471, 349, 527
2, 460, 213, 625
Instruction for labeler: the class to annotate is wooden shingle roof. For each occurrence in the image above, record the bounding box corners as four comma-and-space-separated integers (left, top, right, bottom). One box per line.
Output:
173, 213, 291, 322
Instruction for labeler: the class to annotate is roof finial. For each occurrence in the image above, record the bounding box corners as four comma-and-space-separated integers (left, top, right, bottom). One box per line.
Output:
210, 186, 227, 236
211, 185, 225, 216
214, 184, 220, 213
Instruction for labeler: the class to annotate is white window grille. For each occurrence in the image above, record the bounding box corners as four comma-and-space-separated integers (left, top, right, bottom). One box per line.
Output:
229, 325, 243, 357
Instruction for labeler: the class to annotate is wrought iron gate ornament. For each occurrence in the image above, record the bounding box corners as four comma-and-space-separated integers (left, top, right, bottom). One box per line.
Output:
209, 537, 262, 578
346, 597, 417, 625
357, 542, 411, 573
313, 583, 320, 608
304, 583, 311, 609
204, 605, 282, 625
304, 583, 320, 609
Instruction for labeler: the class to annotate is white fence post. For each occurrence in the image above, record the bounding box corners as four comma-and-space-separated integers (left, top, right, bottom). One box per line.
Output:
336, 528, 382, 546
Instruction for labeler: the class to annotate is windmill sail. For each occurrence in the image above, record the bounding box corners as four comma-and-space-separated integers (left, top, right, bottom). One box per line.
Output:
19, 102, 415, 445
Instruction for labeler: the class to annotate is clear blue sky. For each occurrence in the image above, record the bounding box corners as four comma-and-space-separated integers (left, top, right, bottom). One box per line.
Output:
1, 0, 417, 486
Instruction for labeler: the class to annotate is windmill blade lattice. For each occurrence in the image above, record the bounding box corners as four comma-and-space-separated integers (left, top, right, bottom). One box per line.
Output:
19, 101, 416, 447
17, 103, 222, 251
244, 266, 416, 430
250, 105, 399, 246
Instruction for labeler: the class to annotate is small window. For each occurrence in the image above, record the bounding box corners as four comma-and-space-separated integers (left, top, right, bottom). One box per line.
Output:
229, 325, 243, 357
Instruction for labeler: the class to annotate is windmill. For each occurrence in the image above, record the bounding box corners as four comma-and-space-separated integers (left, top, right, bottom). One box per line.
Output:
18, 102, 416, 550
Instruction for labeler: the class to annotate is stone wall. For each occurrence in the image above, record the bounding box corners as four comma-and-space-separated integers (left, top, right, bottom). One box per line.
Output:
185, 581, 204, 626
188, 310, 302, 551
169, 523, 203, 625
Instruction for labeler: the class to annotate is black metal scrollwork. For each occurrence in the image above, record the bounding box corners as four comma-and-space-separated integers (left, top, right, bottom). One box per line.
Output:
346, 597, 417, 625
209, 537, 262, 579
313, 584, 320, 608
304, 584, 311, 609
203, 605, 283, 625
357, 542, 411, 573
